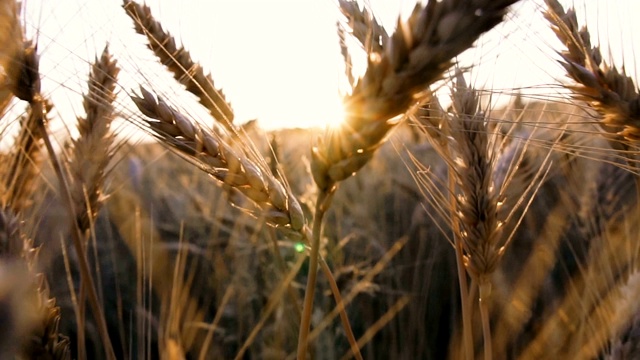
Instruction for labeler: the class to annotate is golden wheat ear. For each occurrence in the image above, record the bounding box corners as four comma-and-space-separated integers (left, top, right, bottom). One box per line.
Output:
0, 207, 70, 359
122, 0, 235, 132
544, 0, 640, 144
312, 0, 520, 193
3, 41, 48, 213
131, 86, 306, 233
67, 45, 119, 232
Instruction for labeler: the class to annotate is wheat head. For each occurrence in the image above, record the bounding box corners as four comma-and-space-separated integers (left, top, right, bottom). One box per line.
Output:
131, 87, 306, 234
312, 0, 520, 192
123, 0, 235, 132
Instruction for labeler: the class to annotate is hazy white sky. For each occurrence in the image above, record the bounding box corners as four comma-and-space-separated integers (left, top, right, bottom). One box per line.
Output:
19, 0, 640, 131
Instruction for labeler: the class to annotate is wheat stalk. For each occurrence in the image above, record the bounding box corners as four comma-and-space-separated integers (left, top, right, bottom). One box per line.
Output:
518, 217, 640, 358
542, 10, 640, 356
123, 0, 235, 132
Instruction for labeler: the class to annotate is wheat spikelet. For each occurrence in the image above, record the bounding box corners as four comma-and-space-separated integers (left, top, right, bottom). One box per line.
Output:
544, 0, 640, 143
337, 0, 388, 87
123, 0, 235, 132
131, 86, 306, 233
338, 0, 387, 53
68, 45, 119, 232
312, 0, 520, 192
417, 75, 505, 277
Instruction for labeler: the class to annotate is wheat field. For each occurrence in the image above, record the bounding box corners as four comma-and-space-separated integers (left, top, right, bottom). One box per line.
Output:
0, 0, 638, 359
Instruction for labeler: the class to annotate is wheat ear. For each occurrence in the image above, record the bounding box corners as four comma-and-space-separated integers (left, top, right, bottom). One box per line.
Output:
414, 76, 503, 359
448, 75, 503, 282
0, 207, 71, 359
2, 42, 46, 213
312, 0, 519, 192
131, 86, 305, 231
68, 45, 119, 232
449, 75, 502, 359
123, 0, 235, 132
544, 0, 640, 143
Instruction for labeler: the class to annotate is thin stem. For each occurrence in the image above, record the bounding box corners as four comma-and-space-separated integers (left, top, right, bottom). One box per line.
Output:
448, 163, 474, 360
297, 190, 330, 359
319, 257, 362, 360
77, 279, 87, 360
267, 228, 303, 323
479, 280, 493, 360
199, 286, 235, 360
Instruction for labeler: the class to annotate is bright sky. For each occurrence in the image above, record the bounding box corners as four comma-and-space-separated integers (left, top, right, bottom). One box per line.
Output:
18, 0, 640, 132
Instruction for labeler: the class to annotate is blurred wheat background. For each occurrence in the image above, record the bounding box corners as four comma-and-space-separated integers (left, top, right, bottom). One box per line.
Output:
0, 0, 639, 359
